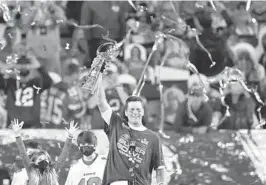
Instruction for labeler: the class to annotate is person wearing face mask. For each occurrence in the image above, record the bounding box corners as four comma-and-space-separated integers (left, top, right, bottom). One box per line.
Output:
12, 141, 42, 185
11, 119, 78, 185
65, 130, 106, 185
0, 53, 53, 128
40, 58, 86, 128
174, 85, 213, 134
96, 69, 165, 185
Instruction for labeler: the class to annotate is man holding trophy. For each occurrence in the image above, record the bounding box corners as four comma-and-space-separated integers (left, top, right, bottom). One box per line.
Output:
79, 42, 165, 185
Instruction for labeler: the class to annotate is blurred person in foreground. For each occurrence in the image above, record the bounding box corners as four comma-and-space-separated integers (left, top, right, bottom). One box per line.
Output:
12, 141, 42, 185
24, 1, 66, 75
0, 53, 53, 128
65, 130, 106, 185
218, 82, 257, 130
173, 85, 213, 134
41, 58, 86, 128
11, 119, 78, 185
96, 63, 165, 184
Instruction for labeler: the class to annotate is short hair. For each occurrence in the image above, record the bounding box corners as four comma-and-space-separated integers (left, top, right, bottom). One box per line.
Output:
125, 96, 145, 110
77, 130, 97, 146
24, 141, 42, 150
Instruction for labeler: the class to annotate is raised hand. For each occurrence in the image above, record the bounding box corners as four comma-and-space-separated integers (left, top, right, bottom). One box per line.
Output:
11, 119, 24, 137
65, 120, 79, 138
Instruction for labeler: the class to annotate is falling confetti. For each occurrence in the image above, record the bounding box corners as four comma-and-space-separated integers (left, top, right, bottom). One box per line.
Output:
65, 43, 70, 50
7, 33, 13, 39
191, 28, 216, 68
33, 85, 41, 94
128, 0, 137, 11
0, 39, 6, 50
209, 0, 217, 11
57, 143, 62, 149
246, 0, 252, 11
62, 118, 68, 125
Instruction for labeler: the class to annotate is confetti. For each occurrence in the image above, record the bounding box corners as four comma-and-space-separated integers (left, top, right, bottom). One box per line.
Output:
209, 0, 217, 11
65, 43, 70, 50
62, 118, 68, 125
7, 33, 13, 39
40, 121, 49, 125
128, 0, 137, 11
33, 85, 41, 94
246, 0, 252, 11
0, 39, 6, 50
57, 143, 62, 149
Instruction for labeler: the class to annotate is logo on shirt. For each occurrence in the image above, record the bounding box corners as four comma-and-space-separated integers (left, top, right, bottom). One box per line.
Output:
117, 134, 149, 164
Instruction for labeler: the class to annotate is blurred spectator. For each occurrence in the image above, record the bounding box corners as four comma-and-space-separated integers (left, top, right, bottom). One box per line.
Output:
0, 26, 21, 62
127, 2, 155, 45
124, 43, 154, 81
163, 86, 185, 126
0, 54, 52, 128
64, 1, 84, 37
187, 73, 222, 129
189, 1, 234, 76
80, 1, 130, 68
24, 1, 65, 75
231, 2, 258, 46
173, 85, 213, 134
231, 43, 265, 87
41, 58, 86, 128
218, 83, 257, 130
161, 39, 189, 70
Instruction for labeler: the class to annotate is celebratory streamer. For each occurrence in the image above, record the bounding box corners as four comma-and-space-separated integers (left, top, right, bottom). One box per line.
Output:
191, 28, 216, 68
246, 0, 252, 11
209, 0, 217, 11
132, 32, 164, 96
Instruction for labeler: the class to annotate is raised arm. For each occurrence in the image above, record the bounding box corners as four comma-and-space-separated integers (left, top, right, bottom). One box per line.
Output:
11, 119, 31, 175
55, 121, 78, 171
97, 74, 113, 125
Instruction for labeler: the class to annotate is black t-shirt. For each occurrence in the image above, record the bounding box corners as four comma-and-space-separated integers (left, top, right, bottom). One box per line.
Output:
102, 111, 164, 185
0, 67, 52, 128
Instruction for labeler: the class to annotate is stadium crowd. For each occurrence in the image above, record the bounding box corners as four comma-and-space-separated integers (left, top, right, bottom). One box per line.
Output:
1, 1, 266, 184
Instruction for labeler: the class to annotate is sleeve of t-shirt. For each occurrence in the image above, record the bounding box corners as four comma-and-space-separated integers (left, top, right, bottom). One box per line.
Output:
102, 106, 123, 138
151, 133, 164, 170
